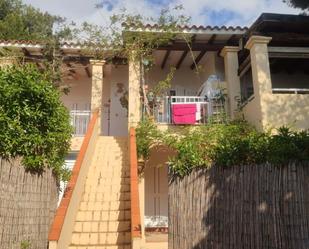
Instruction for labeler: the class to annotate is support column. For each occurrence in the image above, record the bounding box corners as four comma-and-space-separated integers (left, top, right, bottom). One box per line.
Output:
220, 46, 241, 119
128, 56, 142, 128
90, 60, 105, 112
90, 60, 105, 135
244, 36, 272, 130
245, 36, 272, 98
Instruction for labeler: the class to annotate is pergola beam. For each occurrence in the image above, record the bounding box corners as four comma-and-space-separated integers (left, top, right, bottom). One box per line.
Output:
161, 50, 171, 69
208, 34, 217, 45
175, 35, 196, 70
190, 35, 217, 70
226, 34, 237, 45
176, 51, 188, 69
190, 50, 207, 70
157, 43, 223, 51
22, 48, 31, 57
85, 66, 92, 78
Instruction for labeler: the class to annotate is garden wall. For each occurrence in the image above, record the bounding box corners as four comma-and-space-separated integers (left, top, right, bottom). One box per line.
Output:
169, 163, 309, 249
0, 158, 58, 249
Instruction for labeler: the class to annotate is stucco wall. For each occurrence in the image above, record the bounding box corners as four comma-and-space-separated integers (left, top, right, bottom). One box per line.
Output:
146, 67, 202, 96
242, 93, 309, 131
261, 93, 309, 130
60, 66, 128, 137
109, 65, 129, 136
214, 53, 225, 81
60, 53, 226, 137
102, 66, 112, 136
242, 96, 264, 130
61, 75, 92, 111
146, 52, 225, 96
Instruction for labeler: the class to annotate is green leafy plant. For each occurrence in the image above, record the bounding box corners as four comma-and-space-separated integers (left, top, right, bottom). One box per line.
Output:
0, 0, 60, 41
136, 119, 309, 177
20, 240, 31, 249
135, 117, 162, 162
146, 67, 175, 116
0, 64, 72, 181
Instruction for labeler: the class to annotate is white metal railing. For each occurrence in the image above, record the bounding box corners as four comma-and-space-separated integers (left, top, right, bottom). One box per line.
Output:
70, 110, 91, 136
153, 96, 226, 124
272, 88, 309, 94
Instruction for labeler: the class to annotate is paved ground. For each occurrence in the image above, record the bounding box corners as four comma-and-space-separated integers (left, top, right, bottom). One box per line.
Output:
143, 232, 168, 249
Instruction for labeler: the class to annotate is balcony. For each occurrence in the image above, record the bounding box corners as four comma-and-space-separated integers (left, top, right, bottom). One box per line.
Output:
153, 96, 226, 124
70, 110, 91, 136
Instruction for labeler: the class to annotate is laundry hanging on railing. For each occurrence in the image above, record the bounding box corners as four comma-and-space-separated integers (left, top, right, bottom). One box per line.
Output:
172, 104, 197, 124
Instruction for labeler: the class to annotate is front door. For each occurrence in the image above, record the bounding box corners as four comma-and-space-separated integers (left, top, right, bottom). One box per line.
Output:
145, 164, 168, 228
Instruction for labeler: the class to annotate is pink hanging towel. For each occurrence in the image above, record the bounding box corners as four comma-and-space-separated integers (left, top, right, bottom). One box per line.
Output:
172, 104, 197, 124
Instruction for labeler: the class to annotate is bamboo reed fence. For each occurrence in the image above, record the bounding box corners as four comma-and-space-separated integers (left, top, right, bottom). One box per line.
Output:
169, 163, 309, 249
0, 158, 58, 249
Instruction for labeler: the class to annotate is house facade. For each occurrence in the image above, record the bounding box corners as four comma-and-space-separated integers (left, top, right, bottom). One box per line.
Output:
1, 12, 309, 249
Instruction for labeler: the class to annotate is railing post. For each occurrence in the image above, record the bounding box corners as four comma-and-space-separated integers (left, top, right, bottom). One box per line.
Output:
129, 128, 142, 248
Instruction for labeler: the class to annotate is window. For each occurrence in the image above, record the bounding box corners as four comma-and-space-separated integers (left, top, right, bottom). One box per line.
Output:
270, 58, 309, 94
240, 67, 254, 102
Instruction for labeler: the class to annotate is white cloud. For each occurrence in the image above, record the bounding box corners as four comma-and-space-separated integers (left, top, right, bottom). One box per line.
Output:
22, 0, 300, 27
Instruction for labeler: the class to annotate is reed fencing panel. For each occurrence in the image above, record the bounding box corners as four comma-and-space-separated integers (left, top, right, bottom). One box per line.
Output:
169, 163, 309, 249
0, 158, 58, 249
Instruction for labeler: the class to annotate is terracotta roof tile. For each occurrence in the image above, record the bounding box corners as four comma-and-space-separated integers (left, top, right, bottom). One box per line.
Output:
0, 39, 83, 48
122, 23, 248, 32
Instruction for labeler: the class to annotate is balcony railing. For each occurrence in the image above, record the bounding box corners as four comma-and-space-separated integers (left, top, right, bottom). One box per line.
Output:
70, 110, 91, 136
153, 96, 226, 124
272, 88, 309, 94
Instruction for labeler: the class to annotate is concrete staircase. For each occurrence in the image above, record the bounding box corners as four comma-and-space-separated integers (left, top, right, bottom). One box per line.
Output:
68, 136, 131, 249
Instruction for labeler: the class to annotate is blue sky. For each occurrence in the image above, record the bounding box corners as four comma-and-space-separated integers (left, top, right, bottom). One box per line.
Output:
23, 0, 299, 27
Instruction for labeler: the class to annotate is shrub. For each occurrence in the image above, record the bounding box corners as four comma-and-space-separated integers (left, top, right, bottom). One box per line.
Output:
136, 119, 309, 177
0, 64, 72, 180
135, 117, 161, 161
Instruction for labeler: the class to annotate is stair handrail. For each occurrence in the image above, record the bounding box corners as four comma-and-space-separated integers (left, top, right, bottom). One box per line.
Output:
129, 128, 142, 242
48, 109, 100, 249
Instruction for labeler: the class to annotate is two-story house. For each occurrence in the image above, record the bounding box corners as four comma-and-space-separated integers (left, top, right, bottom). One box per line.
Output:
1, 12, 308, 249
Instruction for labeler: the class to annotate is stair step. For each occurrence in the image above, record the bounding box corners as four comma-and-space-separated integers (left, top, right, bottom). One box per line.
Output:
69, 245, 130, 249
83, 192, 130, 202
71, 232, 131, 245
76, 210, 131, 222
86, 171, 130, 176
85, 179, 131, 186
84, 185, 130, 194
69, 136, 132, 248
79, 201, 131, 211
74, 221, 130, 233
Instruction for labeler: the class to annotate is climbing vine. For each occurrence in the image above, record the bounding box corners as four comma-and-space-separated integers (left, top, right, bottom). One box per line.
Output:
75, 5, 196, 115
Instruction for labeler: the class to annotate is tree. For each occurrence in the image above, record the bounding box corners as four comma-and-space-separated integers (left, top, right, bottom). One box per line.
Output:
0, 65, 72, 180
0, 0, 77, 90
0, 0, 63, 40
284, 0, 309, 12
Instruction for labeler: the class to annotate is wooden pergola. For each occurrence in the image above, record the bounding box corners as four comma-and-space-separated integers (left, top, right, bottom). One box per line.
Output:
122, 24, 247, 70
0, 23, 248, 76
238, 13, 309, 77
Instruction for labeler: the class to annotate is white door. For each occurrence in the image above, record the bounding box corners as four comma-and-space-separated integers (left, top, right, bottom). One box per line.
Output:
145, 165, 168, 228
